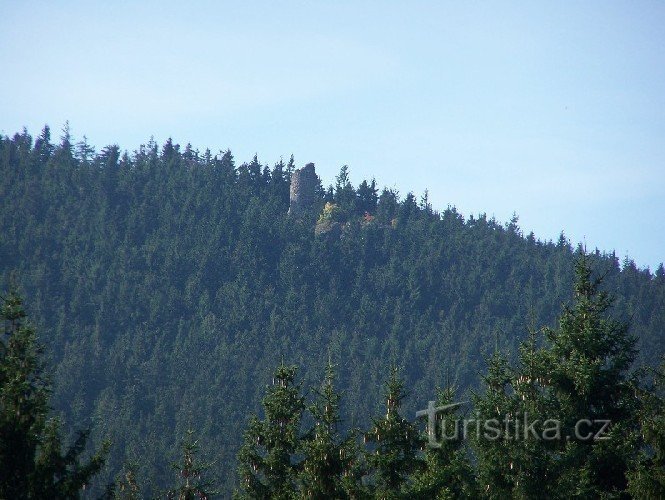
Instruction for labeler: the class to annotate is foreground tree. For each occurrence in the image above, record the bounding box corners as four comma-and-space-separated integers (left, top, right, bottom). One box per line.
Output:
166, 429, 217, 499
628, 357, 665, 498
541, 255, 640, 497
473, 254, 641, 498
235, 363, 305, 499
364, 367, 424, 499
113, 461, 141, 499
408, 386, 477, 499
0, 290, 108, 498
299, 361, 364, 498
471, 352, 524, 498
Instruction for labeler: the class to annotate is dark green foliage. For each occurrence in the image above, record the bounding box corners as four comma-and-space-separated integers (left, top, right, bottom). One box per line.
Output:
113, 461, 141, 499
407, 386, 477, 499
1, 126, 664, 496
167, 429, 217, 500
470, 352, 519, 498
235, 364, 305, 499
628, 357, 665, 499
356, 179, 378, 216
0, 290, 48, 496
539, 255, 640, 497
0, 290, 108, 498
364, 368, 424, 498
473, 255, 641, 498
334, 165, 357, 217
299, 362, 363, 499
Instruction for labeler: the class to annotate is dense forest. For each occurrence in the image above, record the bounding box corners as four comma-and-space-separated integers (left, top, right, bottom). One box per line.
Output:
1, 126, 663, 497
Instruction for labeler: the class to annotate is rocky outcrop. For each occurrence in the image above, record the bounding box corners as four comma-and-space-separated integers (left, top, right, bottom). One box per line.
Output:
289, 163, 317, 215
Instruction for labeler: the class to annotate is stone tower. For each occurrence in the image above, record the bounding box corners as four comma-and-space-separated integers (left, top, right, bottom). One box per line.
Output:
289, 162, 317, 215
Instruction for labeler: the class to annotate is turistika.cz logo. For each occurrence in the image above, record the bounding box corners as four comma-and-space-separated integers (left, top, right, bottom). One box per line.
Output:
416, 401, 611, 448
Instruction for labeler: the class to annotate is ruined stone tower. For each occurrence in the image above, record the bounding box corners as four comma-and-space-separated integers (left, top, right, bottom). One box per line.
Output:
289, 162, 317, 215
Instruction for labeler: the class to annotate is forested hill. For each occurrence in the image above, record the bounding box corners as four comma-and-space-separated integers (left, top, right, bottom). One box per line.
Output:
1, 126, 664, 494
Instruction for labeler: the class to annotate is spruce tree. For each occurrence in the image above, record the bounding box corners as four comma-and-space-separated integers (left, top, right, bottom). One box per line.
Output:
474, 327, 559, 499
627, 357, 665, 498
166, 429, 217, 500
408, 386, 477, 499
473, 255, 641, 498
113, 461, 141, 499
471, 352, 520, 498
235, 363, 305, 499
0, 290, 108, 498
540, 254, 639, 497
299, 361, 364, 499
364, 367, 424, 499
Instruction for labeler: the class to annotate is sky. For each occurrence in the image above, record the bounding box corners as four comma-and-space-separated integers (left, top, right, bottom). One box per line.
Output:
1, 1, 663, 269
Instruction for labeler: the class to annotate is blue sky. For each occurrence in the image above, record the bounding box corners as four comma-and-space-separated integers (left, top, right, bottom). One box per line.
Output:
1, 1, 663, 269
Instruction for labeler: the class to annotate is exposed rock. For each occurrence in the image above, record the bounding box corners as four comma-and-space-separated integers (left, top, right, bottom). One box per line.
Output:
314, 219, 343, 237
288, 162, 317, 215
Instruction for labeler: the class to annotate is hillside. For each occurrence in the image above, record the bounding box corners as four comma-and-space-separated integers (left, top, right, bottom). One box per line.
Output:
1, 127, 663, 495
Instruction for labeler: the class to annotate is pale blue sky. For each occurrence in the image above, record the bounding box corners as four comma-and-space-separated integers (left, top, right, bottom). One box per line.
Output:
1, 1, 663, 269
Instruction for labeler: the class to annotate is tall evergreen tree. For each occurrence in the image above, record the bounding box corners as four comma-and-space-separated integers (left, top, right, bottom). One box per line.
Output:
473, 254, 641, 498
471, 352, 520, 498
408, 386, 477, 499
166, 429, 217, 500
299, 361, 364, 499
375, 188, 399, 224
356, 179, 378, 216
364, 367, 424, 499
628, 357, 665, 498
474, 328, 560, 499
235, 363, 305, 499
540, 254, 639, 497
33, 124, 53, 163
0, 290, 108, 498
334, 165, 356, 216
113, 461, 141, 500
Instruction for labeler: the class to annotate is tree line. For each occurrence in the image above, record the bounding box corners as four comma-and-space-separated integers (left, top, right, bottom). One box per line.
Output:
1, 126, 663, 496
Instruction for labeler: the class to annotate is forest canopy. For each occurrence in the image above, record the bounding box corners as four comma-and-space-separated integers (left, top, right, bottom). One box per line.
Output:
1, 126, 663, 496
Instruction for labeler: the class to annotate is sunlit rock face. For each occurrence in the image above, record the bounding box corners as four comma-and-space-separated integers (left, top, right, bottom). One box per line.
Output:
288, 162, 317, 215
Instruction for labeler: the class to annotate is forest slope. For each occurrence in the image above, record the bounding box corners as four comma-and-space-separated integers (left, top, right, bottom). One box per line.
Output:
1, 127, 663, 494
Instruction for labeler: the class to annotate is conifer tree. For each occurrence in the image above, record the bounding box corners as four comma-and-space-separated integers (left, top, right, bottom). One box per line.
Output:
540, 254, 639, 497
364, 367, 424, 499
235, 363, 305, 499
627, 357, 665, 498
33, 124, 53, 163
75, 135, 96, 165
113, 461, 141, 499
408, 386, 477, 499
285, 154, 295, 182
299, 361, 364, 499
356, 179, 378, 216
334, 165, 356, 216
0, 290, 108, 498
474, 328, 559, 499
166, 429, 217, 500
471, 352, 520, 498
473, 255, 641, 498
